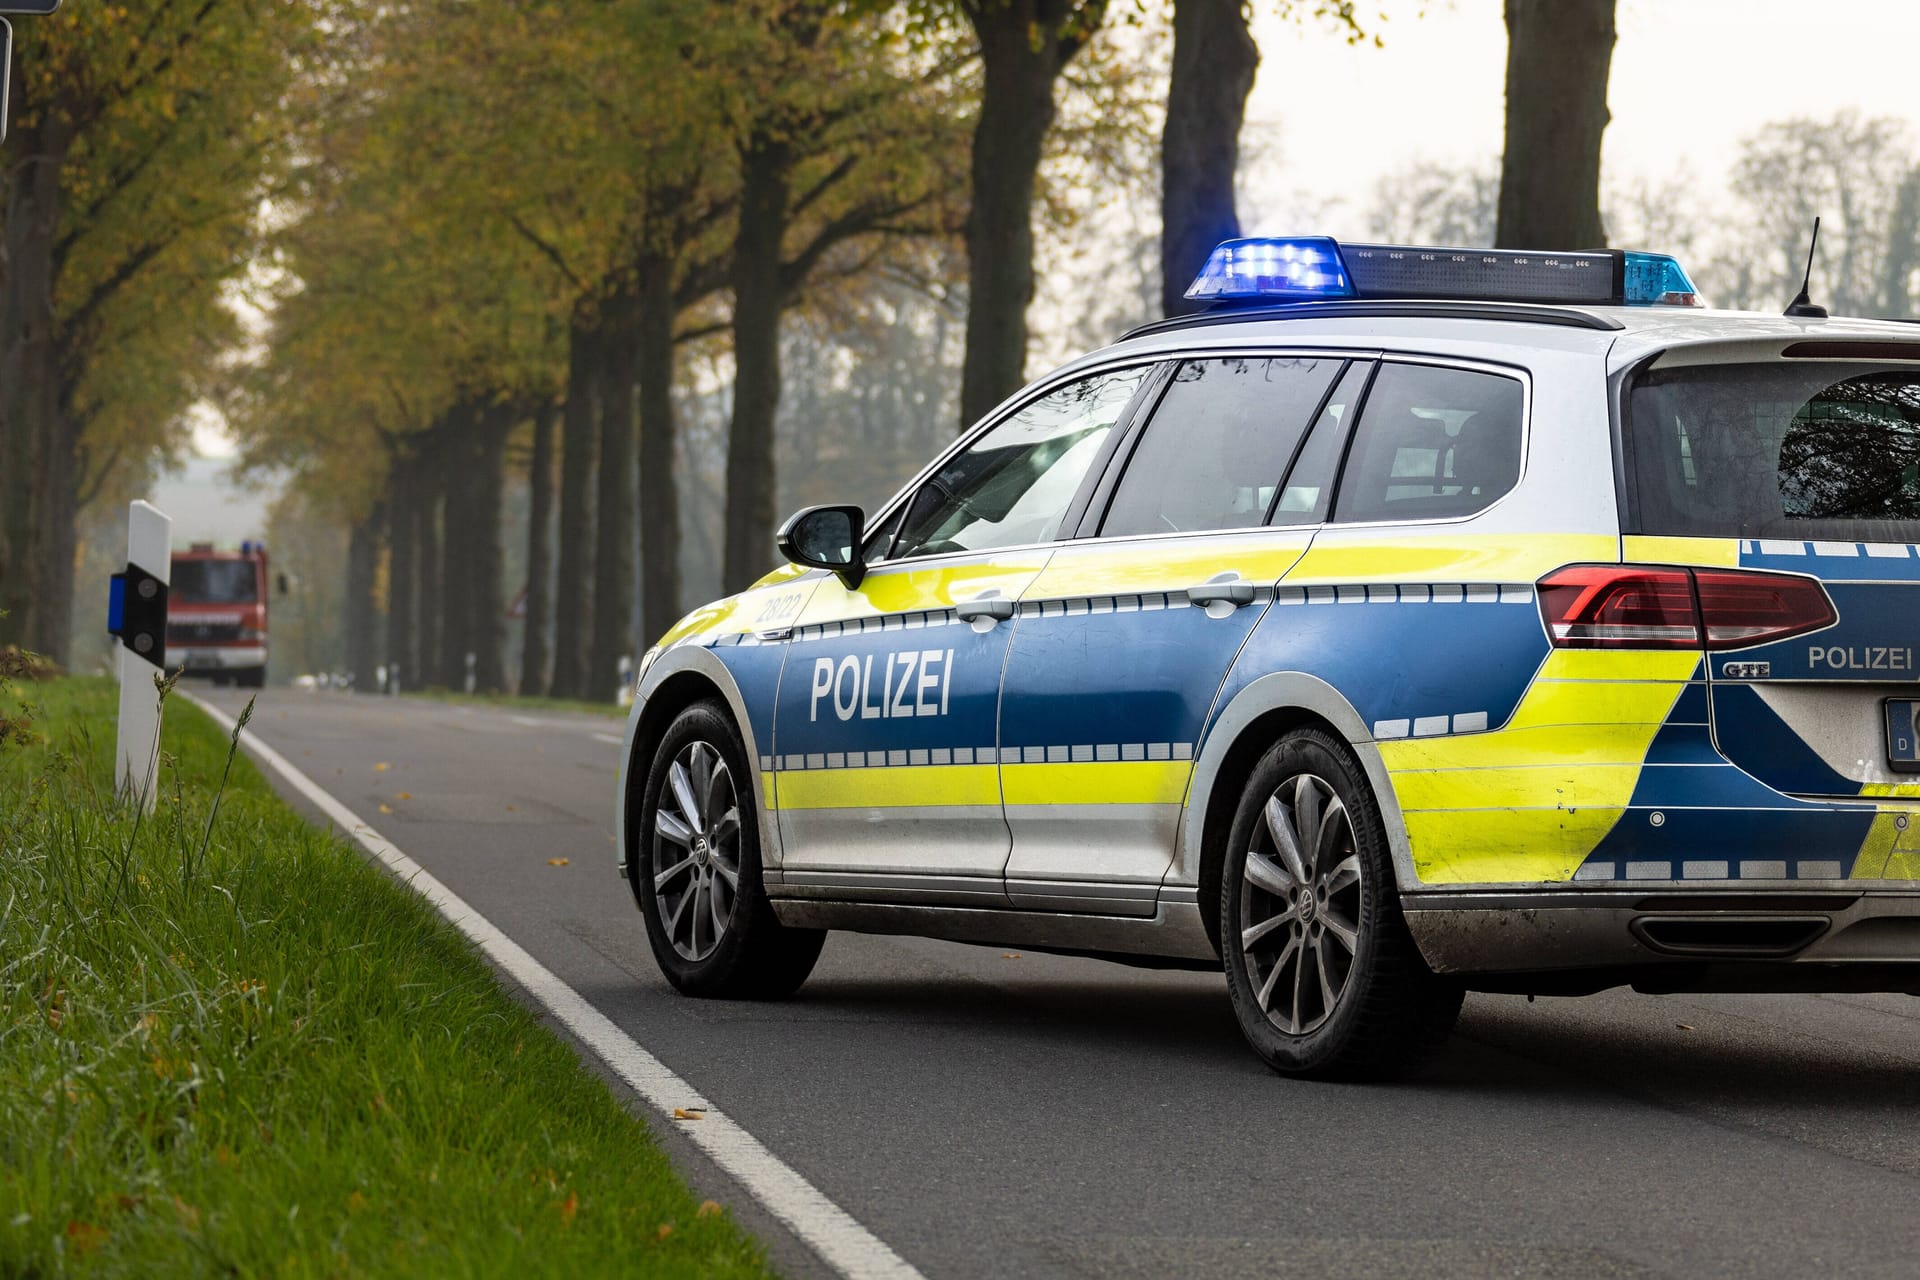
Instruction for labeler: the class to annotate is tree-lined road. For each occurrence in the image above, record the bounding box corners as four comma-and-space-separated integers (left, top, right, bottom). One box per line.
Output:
202, 687, 1920, 1280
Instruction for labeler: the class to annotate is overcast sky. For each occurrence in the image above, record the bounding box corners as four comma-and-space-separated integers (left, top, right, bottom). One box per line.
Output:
1240, 0, 1920, 235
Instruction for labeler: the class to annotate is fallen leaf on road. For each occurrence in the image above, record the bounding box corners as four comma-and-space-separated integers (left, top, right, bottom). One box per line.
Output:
696, 1201, 722, 1218
547, 858, 569, 867
395, 791, 412, 800
374, 762, 390, 772
1676, 1023, 1695, 1031
378, 804, 392, 814
672, 1107, 704, 1120
1002, 953, 1021, 960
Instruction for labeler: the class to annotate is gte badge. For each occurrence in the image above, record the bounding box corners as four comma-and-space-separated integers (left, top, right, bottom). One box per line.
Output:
1889, 700, 1920, 774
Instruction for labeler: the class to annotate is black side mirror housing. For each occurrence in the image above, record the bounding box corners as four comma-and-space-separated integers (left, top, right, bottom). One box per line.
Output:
776, 504, 866, 589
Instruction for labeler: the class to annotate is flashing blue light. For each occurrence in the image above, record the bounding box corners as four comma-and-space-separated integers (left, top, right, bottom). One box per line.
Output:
1621, 251, 1701, 307
1185, 237, 1354, 302
1185, 234, 1705, 310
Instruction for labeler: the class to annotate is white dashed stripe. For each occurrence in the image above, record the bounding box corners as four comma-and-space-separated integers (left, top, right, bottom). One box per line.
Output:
768, 743, 1196, 772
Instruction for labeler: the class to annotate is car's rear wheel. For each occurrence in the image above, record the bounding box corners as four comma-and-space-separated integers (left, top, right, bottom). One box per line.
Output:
634, 700, 824, 999
1221, 727, 1461, 1079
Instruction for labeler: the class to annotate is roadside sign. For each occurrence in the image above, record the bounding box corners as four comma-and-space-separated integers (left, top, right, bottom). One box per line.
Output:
112, 500, 172, 809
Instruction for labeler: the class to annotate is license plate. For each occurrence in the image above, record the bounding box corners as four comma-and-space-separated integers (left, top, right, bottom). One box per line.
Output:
1890, 700, 1920, 773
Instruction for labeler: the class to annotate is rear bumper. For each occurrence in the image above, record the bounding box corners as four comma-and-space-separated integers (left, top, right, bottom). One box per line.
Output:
174, 645, 266, 672
1405, 886, 1920, 995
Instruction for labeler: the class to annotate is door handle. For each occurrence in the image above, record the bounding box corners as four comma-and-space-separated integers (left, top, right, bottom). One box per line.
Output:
1187, 575, 1255, 609
955, 596, 1016, 626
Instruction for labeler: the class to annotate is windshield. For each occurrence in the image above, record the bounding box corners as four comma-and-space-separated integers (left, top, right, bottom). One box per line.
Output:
172, 559, 260, 605
1626, 361, 1920, 542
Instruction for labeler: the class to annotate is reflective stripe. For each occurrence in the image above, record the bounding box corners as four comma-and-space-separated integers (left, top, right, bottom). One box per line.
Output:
1001, 760, 1193, 807
777, 764, 1000, 810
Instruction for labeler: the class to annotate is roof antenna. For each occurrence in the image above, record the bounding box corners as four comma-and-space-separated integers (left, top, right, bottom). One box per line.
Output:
1785, 217, 1828, 318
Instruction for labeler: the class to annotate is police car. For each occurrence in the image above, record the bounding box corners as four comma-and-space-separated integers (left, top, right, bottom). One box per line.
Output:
615, 236, 1920, 1079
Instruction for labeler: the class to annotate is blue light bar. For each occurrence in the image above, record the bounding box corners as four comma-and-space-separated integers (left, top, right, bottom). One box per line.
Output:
1187, 236, 1703, 309
1621, 251, 1700, 307
1185, 237, 1354, 302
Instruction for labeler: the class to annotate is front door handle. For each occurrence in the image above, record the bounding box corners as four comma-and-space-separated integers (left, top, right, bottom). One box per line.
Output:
956, 596, 1017, 626
1188, 574, 1255, 609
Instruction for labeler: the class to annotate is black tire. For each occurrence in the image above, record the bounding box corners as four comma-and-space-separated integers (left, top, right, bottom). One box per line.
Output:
1220, 727, 1462, 1080
632, 700, 825, 999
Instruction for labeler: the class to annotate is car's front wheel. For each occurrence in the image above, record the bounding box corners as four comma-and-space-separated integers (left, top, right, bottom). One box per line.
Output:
1220, 727, 1461, 1079
633, 700, 825, 999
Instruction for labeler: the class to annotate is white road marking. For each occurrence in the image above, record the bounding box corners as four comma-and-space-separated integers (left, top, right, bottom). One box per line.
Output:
590, 731, 625, 745
185, 693, 922, 1280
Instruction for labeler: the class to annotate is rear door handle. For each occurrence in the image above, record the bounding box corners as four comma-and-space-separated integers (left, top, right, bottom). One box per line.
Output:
956, 596, 1017, 624
1188, 575, 1255, 609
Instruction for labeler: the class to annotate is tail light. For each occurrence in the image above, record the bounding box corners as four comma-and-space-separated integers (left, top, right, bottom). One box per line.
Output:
1537, 565, 1835, 651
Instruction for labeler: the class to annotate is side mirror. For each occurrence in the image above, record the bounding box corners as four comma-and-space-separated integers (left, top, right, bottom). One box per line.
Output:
776, 504, 865, 589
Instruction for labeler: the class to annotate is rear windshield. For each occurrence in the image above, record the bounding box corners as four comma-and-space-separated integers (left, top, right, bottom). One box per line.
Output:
1626, 361, 1920, 542
172, 559, 259, 604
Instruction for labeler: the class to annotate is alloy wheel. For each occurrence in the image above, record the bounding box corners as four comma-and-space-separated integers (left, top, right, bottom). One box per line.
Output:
651, 740, 742, 961
1238, 771, 1364, 1035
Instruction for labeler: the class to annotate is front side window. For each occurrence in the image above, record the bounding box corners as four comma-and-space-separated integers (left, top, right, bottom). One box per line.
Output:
889, 366, 1149, 560
1332, 362, 1525, 524
1100, 357, 1342, 537
1629, 362, 1920, 541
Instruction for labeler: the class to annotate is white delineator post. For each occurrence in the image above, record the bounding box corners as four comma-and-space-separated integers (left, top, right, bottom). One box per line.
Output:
115, 500, 172, 809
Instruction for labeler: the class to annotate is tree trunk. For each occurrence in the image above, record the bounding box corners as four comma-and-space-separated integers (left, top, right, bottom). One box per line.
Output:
550, 318, 598, 699
470, 406, 511, 694
417, 462, 444, 688
37, 425, 79, 664
588, 302, 637, 702
386, 455, 416, 690
1495, 0, 1616, 251
1161, 0, 1259, 319
518, 400, 557, 697
345, 502, 382, 687
958, 3, 1073, 429
0, 116, 74, 657
636, 253, 683, 644
723, 133, 791, 594
438, 416, 473, 692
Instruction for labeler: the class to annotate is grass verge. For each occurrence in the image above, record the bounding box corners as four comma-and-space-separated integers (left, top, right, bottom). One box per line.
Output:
0, 676, 771, 1276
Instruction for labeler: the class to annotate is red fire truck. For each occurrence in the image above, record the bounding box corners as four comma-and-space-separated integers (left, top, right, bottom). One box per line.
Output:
167, 540, 274, 688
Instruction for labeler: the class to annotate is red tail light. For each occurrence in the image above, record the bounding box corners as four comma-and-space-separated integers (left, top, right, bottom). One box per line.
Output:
1537, 565, 1835, 651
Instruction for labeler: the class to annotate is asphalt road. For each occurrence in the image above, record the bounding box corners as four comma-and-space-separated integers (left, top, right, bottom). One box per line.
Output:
200, 686, 1920, 1280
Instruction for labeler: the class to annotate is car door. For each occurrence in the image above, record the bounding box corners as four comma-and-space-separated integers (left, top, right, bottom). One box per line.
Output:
995, 354, 1369, 914
772, 364, 1156, 906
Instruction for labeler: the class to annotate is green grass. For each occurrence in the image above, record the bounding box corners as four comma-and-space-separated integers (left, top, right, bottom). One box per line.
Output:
398, 689, 624, 719
0, 676, 771, 1277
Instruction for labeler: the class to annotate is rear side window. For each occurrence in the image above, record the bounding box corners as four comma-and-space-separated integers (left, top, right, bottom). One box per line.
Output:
1272, 360, 1372, 525
1332, 363, 1525, 524
1628, 362, 1920, 541
1100, 357, 1342, 537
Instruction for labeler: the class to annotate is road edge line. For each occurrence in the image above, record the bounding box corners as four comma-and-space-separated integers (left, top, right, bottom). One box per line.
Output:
184, 692, 923, 1280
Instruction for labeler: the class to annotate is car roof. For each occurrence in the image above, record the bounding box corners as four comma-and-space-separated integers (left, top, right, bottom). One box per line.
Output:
1063, 303, 1920, 384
